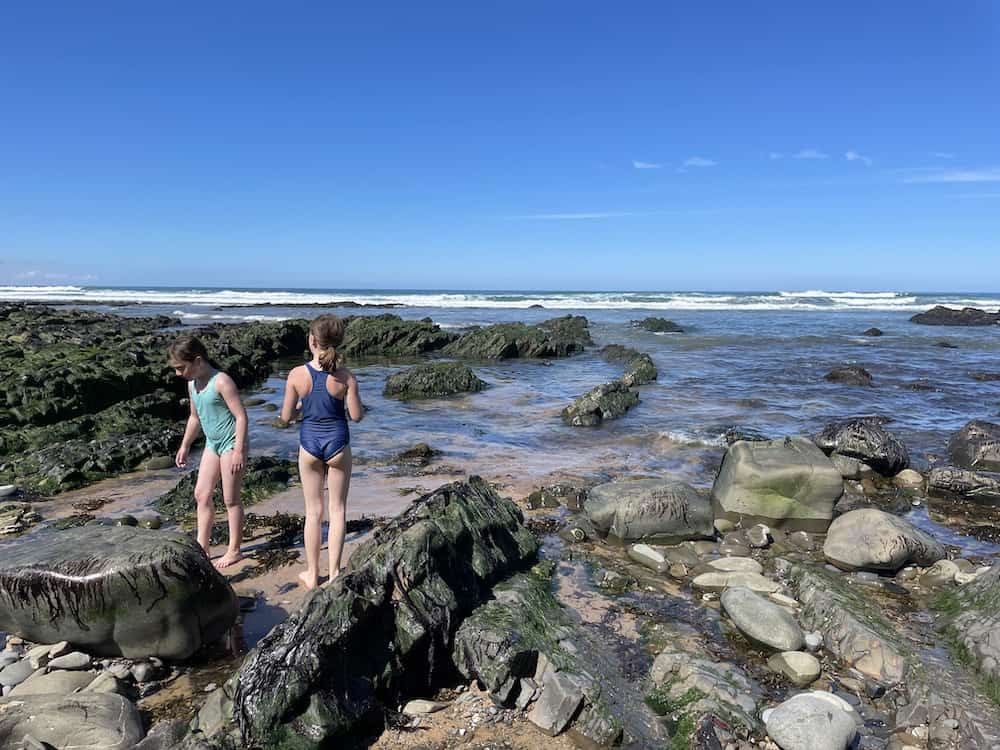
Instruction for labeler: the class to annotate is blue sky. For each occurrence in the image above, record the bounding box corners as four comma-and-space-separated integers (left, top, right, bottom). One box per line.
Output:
1, 2, 998, 291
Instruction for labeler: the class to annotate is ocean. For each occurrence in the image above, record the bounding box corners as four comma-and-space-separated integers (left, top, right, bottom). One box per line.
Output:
4, 285, 999, 549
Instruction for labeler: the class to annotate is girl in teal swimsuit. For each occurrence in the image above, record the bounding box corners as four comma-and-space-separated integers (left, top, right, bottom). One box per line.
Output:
169, 335, 249, 569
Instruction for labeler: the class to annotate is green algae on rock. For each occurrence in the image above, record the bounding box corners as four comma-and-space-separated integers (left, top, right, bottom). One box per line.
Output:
382, 362, 488, 400
443, 315, 592, 360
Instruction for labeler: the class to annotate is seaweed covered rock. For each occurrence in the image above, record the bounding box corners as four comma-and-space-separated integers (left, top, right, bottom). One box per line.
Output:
599, 344, 657, 386
443, 315, 592, 359
814, 417, 910, 476
711, 437, 844, 532
948, 420, 1000, 473
910, 306, 1000, 326
0, 526, 237, 659
383, 362, 487, 400
453, 564, 666, 747
585, 479, 713, 544
155, 455, 296, 521
949, 563, 1000, 680
340, 314, 457, 357
823, 508, 945, 572
0, 693, 144, 749
198, 477, 537, 747
561, 381, 639, 426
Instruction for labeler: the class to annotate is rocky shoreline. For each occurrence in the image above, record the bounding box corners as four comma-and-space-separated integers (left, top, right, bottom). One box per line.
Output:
2, 302, 1000, 749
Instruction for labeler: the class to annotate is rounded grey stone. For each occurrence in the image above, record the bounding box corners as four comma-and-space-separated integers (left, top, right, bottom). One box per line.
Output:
824, 509, 946, 572
765, 691, 859, 750
586, 479, 714, 544
721, 586, 804, 651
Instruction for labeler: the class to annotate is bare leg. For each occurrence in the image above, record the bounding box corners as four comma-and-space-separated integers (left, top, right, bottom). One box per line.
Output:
326, 446, 352, 583
298, 447, 326, 590
215, 450, 245, 569
194, 450, 222, 555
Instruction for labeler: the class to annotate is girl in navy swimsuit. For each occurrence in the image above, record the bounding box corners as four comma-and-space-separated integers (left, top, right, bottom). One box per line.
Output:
281, 315, 365, 589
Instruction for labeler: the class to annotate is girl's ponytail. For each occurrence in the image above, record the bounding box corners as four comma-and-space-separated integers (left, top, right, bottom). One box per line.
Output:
309, 315, 347, 373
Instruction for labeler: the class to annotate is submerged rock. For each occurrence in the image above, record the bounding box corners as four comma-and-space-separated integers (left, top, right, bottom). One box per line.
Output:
824, 365, 873, 386
0, 526, 237, 659
948, 420, 1000, 473
711, 437, 844, 532
585, 479, 714, 544
910, 305, 1000, 326
200, 477, 538, 748
0, 693, 144, 750
632, 316, 684, 333
862, 327, 883, 336
443, 315, 592, 359
823, 508, 945, 572
561, 381, 639, 426
382, 362, 488, 400
814, 417, 909, 476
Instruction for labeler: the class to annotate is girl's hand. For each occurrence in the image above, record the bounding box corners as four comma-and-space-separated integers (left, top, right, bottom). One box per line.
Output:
231, 449, 245, 475
175, 446, 189, 469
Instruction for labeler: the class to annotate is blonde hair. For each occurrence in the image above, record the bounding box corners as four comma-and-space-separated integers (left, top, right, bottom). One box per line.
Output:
310, 314, 346, 373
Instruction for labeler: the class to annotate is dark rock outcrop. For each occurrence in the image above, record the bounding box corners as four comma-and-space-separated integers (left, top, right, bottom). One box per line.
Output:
155, 456, 296, 521
910, 306, 1000, 326
599, 344, 658, 386
948, 420, 1000, 473
443, 316, 592, 359
190, 477, 537, 748
824, 365, 873, 387
0, 526, 237, 659
814, 417, 910, 476
340, 314, 457, 357
561, 381, 639, 426
928, 466, 1000, 504
862, 327, 883, 336
382, 362, 488, 400
632, 316, 684, 333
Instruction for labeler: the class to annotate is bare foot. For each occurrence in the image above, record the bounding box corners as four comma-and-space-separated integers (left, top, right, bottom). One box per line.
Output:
298, 570, 318, 590
321, 568, 344, 587
214, 551, 245, 570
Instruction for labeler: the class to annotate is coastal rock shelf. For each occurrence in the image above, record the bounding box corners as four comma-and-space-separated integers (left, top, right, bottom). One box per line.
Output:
0, 526, 238, 659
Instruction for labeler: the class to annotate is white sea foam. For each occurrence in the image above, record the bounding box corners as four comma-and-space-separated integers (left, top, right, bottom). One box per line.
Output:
1, 285, 998, 312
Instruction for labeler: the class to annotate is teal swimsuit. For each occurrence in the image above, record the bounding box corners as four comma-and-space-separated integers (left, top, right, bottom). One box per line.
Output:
190, 373, 237, 455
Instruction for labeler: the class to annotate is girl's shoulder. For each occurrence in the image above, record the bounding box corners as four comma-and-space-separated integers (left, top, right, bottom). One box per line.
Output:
213, 371, 238, 391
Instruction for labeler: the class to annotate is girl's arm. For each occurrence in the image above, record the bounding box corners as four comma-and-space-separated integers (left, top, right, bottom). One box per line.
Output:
345, 370, 365, 422
280, 368, 303, 424
217, 374, 248, 474
176, 394, 202, 468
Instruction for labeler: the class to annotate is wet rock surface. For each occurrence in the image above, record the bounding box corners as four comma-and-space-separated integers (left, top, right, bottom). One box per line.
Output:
632, 316, 684, 333
824, 364, 874, 386
383, 362, 488, 400
824, 508, 946, 572
927, 466, 1000, 504
711, 437, 844, 532
585, 479, 713, 544
814, 417, 910, 476
0, 692, 144, 749
561, 380, 639, 426
341, 314, 457, 357
948, 420, 1000, 473
0, 526, 237, 659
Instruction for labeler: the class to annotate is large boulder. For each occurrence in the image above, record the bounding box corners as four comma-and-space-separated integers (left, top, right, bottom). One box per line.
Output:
203, 477, 538, 748
585, 479, 713, 544
561, 381, 639, 426
443, 316, 592, 359
711, 437, 844, 532
823, 509, 945, 572
382, 362, 487, 400
0, 693, 144, 749
910, 306, 1000, 326
948, 420, 1000, 473
0, 526, 237, 659
813, 417, 910, 476
340, 314, 457, 357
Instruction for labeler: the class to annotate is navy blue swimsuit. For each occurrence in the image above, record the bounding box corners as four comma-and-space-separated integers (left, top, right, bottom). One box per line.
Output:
299, 364, 350, 461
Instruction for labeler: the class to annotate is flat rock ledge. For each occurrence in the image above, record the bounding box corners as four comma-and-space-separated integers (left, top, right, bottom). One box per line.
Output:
0, 526, 237, 659
183, 477, 538, 749
0, 692, 144, 749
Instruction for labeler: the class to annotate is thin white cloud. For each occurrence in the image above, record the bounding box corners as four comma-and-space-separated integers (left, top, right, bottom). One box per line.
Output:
904, 167, 1000, 184
930, 152, 956, 159
14, 269, 96, 282
845, 150, 873, 166
683, 156, 716, 168
792, 149, 828, 160
632, 160, 662, 169
768, 152, 783, 160
509, 212, 635, 221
